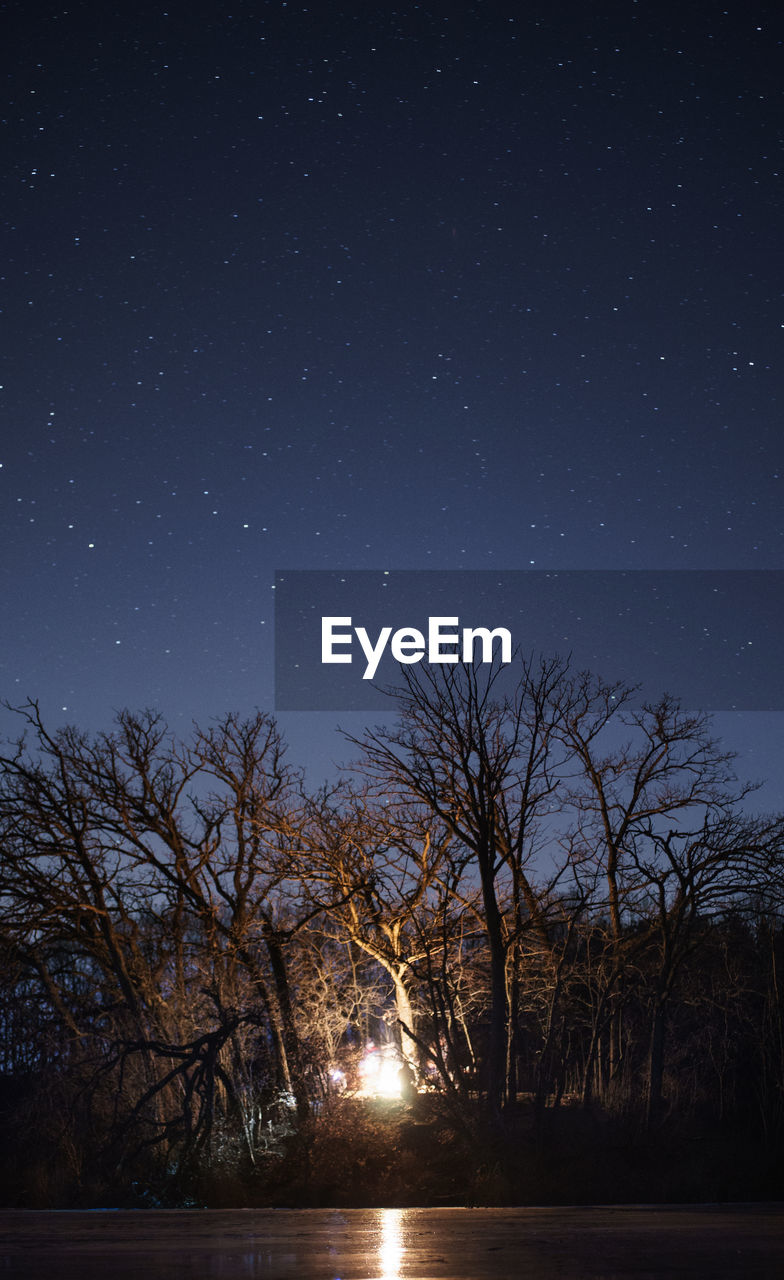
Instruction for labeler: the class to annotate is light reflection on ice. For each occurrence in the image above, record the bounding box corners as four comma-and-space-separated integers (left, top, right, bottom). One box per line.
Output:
378, 1207, 403, 1279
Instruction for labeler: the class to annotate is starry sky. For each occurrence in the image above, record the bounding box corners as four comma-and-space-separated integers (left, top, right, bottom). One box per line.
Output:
1, 1, 782, 797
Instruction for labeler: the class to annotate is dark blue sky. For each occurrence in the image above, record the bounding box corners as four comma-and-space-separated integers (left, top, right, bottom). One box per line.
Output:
1, 1, 782, 798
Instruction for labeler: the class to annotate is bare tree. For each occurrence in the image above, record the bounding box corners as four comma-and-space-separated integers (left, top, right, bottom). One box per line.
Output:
557, 679, 746, 1108
345, 657, 572, 1114
0, 703, 322, 1177
627, 808, 784, 1121
306, 785, 455, 1068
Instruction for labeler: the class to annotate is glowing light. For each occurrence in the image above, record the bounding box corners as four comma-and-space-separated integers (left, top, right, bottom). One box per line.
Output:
358, 1047, 402, 1099
328, 1067, 346, 1089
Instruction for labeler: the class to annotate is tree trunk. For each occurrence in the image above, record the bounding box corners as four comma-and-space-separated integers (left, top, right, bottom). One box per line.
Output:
482, 867, 509, 1115
392, 970, 418, 1067
647, 998, 666, 1125
264, 931, 308, 1118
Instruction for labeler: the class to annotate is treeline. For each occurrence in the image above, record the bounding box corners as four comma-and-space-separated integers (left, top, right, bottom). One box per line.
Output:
0, 659, 783, 1205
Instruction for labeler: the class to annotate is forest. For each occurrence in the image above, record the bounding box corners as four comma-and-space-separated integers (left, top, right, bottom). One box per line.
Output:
0, 658, 783, 1208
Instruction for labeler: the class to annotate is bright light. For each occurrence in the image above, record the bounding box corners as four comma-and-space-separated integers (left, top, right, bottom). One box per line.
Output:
358, 1047, 402, 1099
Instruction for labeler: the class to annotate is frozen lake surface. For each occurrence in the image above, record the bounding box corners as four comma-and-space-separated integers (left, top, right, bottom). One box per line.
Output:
1, 1205, 782, 1278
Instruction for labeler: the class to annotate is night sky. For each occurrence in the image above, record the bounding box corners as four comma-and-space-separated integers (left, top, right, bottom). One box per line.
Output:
2, 1, 782, 797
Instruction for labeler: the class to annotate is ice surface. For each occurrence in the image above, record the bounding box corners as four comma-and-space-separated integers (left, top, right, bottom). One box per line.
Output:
1, 1204, 782, 1278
